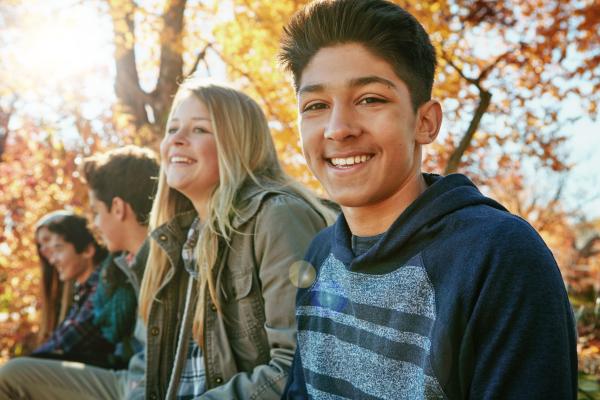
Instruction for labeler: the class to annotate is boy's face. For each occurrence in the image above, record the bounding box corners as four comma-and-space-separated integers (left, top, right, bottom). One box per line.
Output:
298, 43, 426, 209
89, 191, 122, 252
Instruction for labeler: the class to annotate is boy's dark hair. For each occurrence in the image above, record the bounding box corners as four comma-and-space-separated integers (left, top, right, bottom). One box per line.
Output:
47, 214, 108, 265
279, 0, 437, 110
82, 145, 159, 226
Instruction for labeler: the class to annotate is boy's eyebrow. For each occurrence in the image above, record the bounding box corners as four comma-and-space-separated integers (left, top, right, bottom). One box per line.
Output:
298, 75, 397, 96
298, 83, 325, 96
349, 76, 397, 90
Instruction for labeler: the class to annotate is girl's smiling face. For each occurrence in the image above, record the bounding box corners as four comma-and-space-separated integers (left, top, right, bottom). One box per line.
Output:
160, 92, 220, 206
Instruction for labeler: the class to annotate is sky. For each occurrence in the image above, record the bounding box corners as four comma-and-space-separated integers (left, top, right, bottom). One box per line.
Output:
564, 117, 600, 218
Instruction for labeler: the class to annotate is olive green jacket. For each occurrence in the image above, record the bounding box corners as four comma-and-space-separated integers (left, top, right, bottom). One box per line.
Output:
141, 183, 331, 400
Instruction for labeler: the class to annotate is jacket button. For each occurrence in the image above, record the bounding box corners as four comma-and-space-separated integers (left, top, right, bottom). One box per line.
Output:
149, 393, 158, 400
150, 327, 160, 336
215, 377, 223, 384
159, 234, 168, 241
210, 304, 217, 312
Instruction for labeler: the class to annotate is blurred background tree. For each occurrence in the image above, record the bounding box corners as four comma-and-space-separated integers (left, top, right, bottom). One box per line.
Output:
1, 0, 599, 390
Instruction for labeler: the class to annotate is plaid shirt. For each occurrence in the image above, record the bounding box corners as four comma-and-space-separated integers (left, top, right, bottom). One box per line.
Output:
176, 217, 207, 399
33, 268, 113, 356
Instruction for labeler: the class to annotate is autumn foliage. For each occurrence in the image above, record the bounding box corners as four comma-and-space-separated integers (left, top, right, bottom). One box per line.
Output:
1, 0, 599, 376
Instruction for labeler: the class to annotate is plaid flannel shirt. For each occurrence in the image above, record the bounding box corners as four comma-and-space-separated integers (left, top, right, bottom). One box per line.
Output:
33, 268, 113, 356
176, 217, 207, 399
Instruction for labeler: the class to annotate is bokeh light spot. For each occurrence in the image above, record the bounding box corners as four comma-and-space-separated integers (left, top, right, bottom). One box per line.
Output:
289, 260, 316, 288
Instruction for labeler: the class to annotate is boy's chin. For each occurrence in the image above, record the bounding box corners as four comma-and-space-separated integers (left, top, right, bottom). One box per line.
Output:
327, 190, 373, 209
106, 245, 118, 253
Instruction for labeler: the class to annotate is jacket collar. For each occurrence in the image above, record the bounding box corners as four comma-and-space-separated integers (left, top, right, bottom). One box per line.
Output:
150, 209, 198, 269
150, 180, 297, 244
113, 239, 151, 294
231, 179, 292, 228
151, 209, 198, 242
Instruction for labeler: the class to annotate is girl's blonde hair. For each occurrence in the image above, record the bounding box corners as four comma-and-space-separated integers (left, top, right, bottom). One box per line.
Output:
138, 79, 334, 345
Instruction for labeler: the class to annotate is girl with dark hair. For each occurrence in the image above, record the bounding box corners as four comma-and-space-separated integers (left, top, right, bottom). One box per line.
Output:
30, 212, 117, 366
34, 210, 74, 344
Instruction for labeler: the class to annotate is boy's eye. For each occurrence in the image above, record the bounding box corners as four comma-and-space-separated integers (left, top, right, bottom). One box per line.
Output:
358, 96, 386, 105
302, 102, 328, 113
167, 127, 178, 134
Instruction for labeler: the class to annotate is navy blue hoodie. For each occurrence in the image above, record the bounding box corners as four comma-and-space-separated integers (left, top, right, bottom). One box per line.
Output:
284, 174, 577, 399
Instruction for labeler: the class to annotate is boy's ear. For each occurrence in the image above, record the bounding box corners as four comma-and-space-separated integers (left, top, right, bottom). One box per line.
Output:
111, 197, 126, 221
415, 99, 442, 145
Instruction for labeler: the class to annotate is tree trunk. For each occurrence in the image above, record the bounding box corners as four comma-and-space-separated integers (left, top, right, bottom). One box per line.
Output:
151, 0, 187, 134
108, 0, 150, 129
107, 0, 187, 140
444, 90, 492, 174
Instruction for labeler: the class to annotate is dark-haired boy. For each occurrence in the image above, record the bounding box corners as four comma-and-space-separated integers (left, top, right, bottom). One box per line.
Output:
82, 145, 159, 369
83, 145, 158, 292
279, 0, 577, 398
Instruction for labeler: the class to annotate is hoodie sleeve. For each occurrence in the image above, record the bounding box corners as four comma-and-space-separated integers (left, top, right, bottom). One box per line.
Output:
282, 346, 308, 399
458, 217, 577, 399
281, 225, 336, 399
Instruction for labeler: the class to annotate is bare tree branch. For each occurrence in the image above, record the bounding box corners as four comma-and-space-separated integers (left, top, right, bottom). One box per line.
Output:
444, 89, 491, 174
478, 49, 515, 83
441, 48, 521, 173
209, 47, 280, 121
578, 235, 600, 259
442, 53, 479, 86
186, 43, 212, 78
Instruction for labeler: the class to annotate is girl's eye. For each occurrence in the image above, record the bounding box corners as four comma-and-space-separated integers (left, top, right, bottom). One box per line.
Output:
302, 102, 328, 113
193, 127, 209, 134
358, 96, 386, 105
167, 127, 178, 134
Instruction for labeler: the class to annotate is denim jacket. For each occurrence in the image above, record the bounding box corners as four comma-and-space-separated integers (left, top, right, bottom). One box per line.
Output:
142, 183, 331, 400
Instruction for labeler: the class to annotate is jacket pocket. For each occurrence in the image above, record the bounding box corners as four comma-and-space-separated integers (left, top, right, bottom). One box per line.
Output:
223, 273, 263, 339
232, 274, 253, 300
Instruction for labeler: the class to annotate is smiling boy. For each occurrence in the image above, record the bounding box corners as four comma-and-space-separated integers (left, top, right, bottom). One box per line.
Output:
279, 0, 577, 398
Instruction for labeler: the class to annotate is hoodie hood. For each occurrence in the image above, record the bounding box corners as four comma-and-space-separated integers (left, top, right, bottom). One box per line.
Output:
332, 173, 507, 272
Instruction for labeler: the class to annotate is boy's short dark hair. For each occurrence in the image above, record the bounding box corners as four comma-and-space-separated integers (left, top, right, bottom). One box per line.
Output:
47, 214, 108, 265
279, 0, 437, 110
82, 145, 159, 226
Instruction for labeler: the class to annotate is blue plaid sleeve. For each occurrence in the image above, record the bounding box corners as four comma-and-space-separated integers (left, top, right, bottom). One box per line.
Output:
33, 269, 110, 354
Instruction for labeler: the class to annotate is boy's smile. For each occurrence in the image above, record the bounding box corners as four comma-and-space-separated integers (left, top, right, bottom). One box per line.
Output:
298, 43, 436, 233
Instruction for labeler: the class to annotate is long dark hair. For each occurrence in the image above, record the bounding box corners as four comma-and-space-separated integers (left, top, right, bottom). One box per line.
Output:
35, 210, 73, 343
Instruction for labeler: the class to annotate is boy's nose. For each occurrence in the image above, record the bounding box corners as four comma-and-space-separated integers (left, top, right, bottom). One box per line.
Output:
324, 106, 361, 140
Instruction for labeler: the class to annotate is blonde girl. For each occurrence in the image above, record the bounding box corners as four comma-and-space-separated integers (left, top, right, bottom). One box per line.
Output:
138, 79, 334, 399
